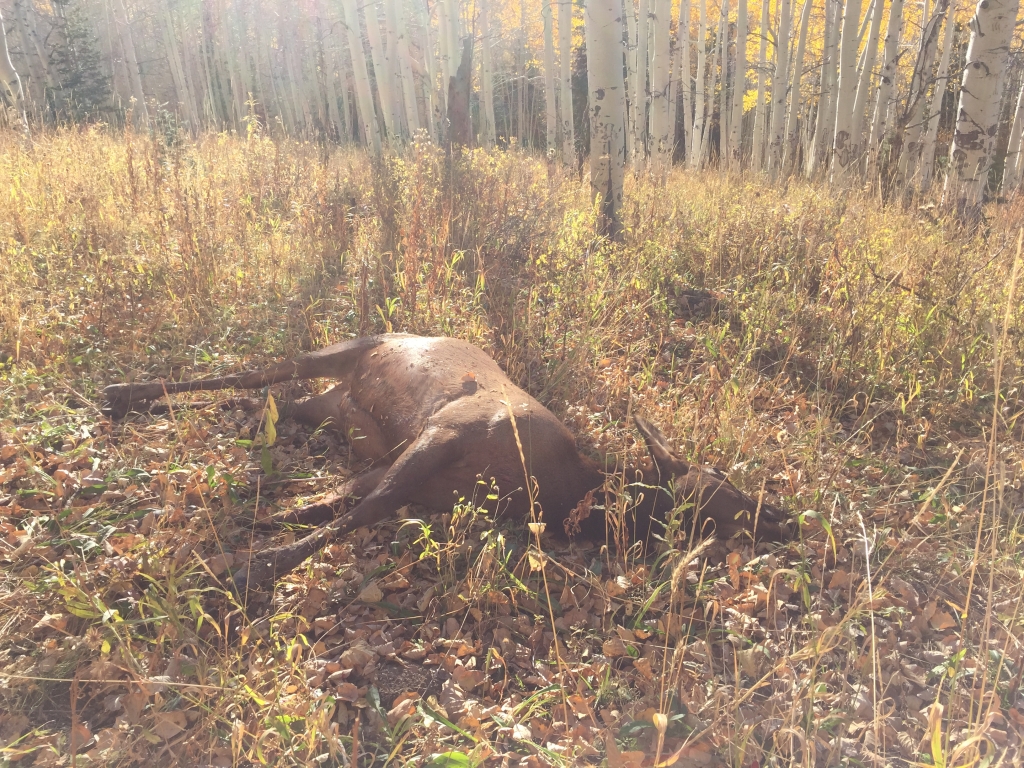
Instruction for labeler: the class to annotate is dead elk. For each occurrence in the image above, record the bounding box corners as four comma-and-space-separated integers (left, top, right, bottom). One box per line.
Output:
102, 334, 788, 591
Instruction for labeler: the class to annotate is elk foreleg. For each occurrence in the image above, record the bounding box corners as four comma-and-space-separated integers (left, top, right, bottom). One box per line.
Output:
232, 424, 462, 593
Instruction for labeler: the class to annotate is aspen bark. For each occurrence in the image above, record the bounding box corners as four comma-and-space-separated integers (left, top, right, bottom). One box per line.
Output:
479, 0, 497, 147
689, 0, 708, 168
718, 0, 730, 161
943, 0, 1021, 213
807, 0, 840, 175
558, 0, 575, 163
784, 0, 812, 173
767, 0, 793, 175
750, 0, 769, 170
850, 0, 883, 162
393, 0, 421, 134
340, 0, 382, 152
697, 6, 723, 166
897, 0, 948, 184
585, 0, 627, 236
634, 0, 650, 165
625, 0, 637, 162
0, 8, 27, 132
830, 0, 865, 177
365, 0, 398, 138
919, 2, 957, 191
649, 0, 673, 168
671, 0, 692, 163
1002, 80, 1024, 192
543, 0, 557, 151
729, 0, 747, 168
112, 0, 149, 127
866, 0, 905, 171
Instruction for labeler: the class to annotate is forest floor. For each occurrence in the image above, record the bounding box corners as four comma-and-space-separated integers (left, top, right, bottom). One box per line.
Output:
0, 128, 1023, 767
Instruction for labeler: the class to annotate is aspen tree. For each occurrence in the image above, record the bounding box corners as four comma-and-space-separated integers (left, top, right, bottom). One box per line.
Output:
784, 0, 812, 173
689, 0, 708, 168
750, 0, 769, 170
340, 0, 382, 153
867, 0, 905, 171
697, 6, 723, 166
392, 0, 421, 133
807, 0, 840, 175
898, 0, 948, 184
543, 0, 557, 151
1002, 80, 1024, 192
649, 0, 673, 168
850, 0, 883, 161
943, 0, 1021, 214
830, 0, 865, 177
479, 0, 497, 147
625, 0, 638, 162
718, 0, 730, 161
767, 0, 793, 175
558, 0, 575, 163
635, 0, 650, 164
729, 0, 747, 168
585, 0, 627, 236
920, 2, 957, 191
0, 8, 27, 132
112, 0, 149, 127
365, 0, 398, 138
671, 0, 692, 163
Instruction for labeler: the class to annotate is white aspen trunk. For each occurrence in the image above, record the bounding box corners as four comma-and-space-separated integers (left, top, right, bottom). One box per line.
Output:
634, 0, 650, 165
543, 0, 558, 151
365, 0, 398, 138
766, 0, 793, 175
830, 0, 865, 178
340, 0, 383, 152
783, 0, 812, 173
393, 0, 421, 134
413, 0, 439, 138
697, 7, 723, 166
436, 0, 452, 114
942, 0, 1020, 213
479, 0, 497, 147
649, 0, 673, 168
1003, 80, 1024, 192
849, 0, 883, 162
807, 0, 840, 175
320, 4, 346, 140
160, 0, 196, 129
689, 0, 708, 167
897, 0, 948, 184
625, 0, 637, 162
718, 0, 730, 161
215, 0, 246, 130
750, 0, 769, 170
558, 0, 575, 162
382, 0, 408, 136
518, 0, 527, 144
728, 0, 747, 168
920, 1, 956, 191
112, 0, 149, 127
867, 0, 905, 171
585, 0, 627, 236
670, 0, 691, 162
0, 8, 28, 132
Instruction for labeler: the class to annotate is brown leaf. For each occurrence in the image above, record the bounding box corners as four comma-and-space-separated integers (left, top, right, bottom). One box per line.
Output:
151, 710, 187, 741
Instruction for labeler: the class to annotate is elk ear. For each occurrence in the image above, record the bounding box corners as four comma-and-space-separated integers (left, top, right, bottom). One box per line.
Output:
634, 417, 689, 477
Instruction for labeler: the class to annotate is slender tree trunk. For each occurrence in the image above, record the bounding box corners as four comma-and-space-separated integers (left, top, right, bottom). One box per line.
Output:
897, 0, 948, 185
670, 0, 691, 162
750, 0, 769, 170
1002, 80, 1024, 193
112, 0, 149, 127
0, 8, 28, 132
365, 0, 398, 138
649, 0, 673, 168
689, 0, 708, 167
943, 0, 1020, 214
625, 0, 637, 162
585, 0, 627, 237
698, 6, 723, 166
920, 2, 957, 191
830, 0, 864, 178
718, 0, 730, 162
393, 0, 421, 134
479, 0, 497, 147
807, 0, 840, 175
340, 0, 382, 152
558, 0, 575, 163
543, 0, 557, 152
634, 0, 650, 166
767, 0, 793, 175
849, 0, 883, 164
784, 0, 812, 174
728, 0, 747, 168
866, 0, 905, 174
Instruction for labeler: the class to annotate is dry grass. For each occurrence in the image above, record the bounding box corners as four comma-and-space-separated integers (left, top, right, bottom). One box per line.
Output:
0, 125, 1022, 766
